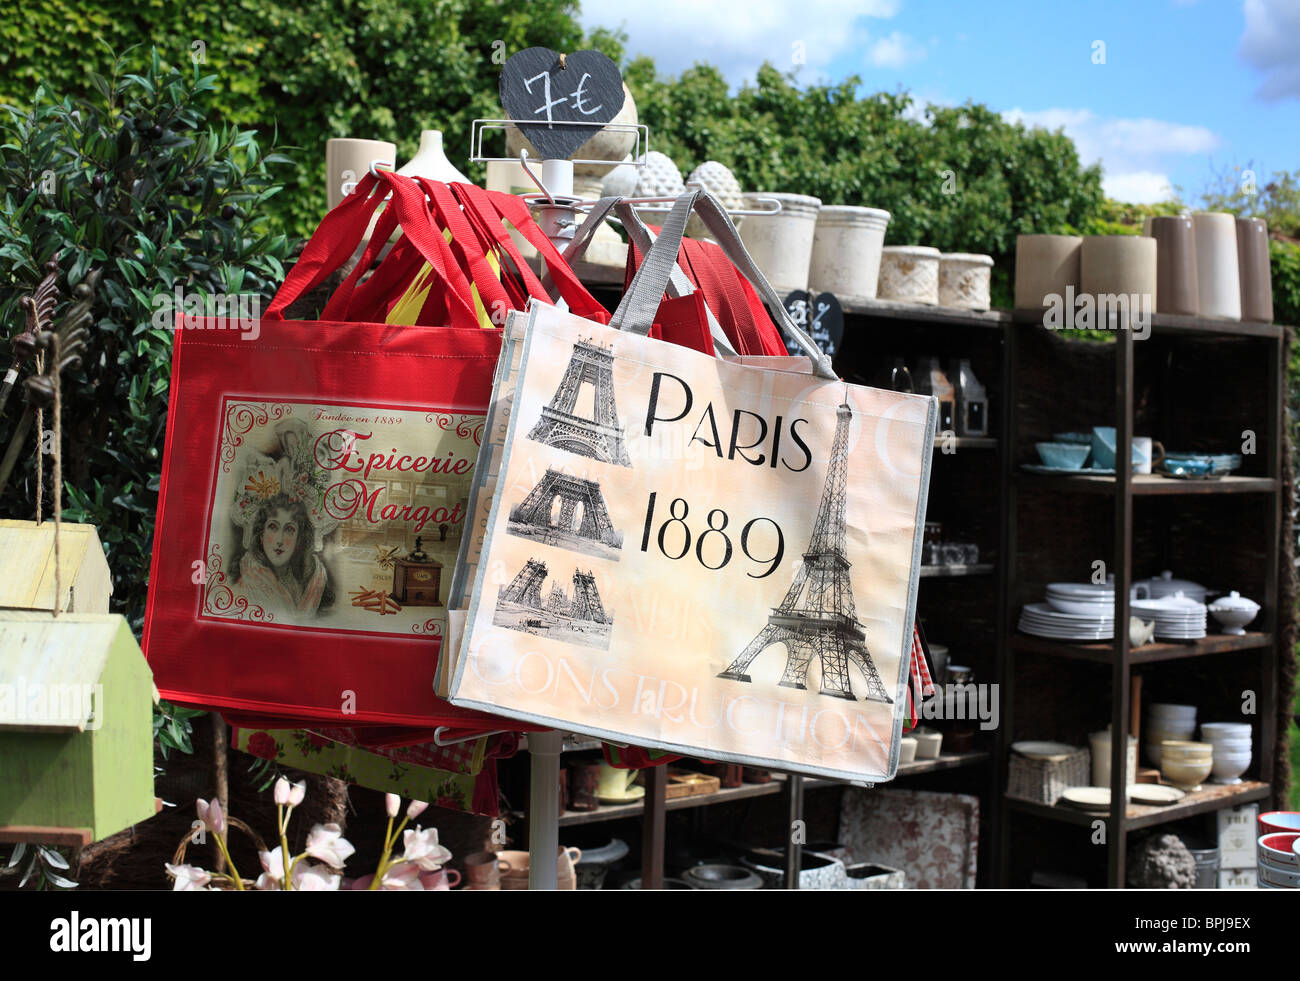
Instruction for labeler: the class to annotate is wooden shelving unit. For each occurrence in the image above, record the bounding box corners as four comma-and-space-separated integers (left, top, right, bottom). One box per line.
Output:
996, 310, 1287, 887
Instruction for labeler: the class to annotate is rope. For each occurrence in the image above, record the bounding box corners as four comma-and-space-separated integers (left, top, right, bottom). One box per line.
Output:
33, 350, 43, 526
52, 333, 62, 617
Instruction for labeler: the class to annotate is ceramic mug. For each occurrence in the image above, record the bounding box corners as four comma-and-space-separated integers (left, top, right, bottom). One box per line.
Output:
597, 761, 639, 799
464, 850, 502, 886
420, 867, 461, 890
1133, 437, 1165, 475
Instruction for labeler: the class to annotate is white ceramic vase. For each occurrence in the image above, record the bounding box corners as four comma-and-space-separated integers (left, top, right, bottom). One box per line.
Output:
807, 205, 891, 301
737, 192, 822, 296
1192, 212, 1242, 321
878, 246, 941, 305
1014, 234, 1082, 311
938, 253, 994, 310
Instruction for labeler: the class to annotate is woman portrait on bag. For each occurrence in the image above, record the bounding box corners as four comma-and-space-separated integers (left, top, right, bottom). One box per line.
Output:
234, 491, 334, 618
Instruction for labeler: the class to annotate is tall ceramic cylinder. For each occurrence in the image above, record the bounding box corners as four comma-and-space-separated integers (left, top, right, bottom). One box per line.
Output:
1148, 216, 1198, 315
807, 206, 891, 302
737, 193, 821, 296
1236, 217, 1273, 323
325, 138, 397, 210
1192, 212, 1242, 321
1014, 234, 1082, 311
878, 246, 940, 305
1080, 236, 1157, 326
938, 253, 994, 311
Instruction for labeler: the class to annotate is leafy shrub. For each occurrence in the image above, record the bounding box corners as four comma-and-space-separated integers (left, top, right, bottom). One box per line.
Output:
0, 48, 293, 629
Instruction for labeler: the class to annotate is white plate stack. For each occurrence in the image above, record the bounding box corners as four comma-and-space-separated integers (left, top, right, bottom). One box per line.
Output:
1131, 593, 1207, 640
1018, 601, 1113, 640
1145, 703, 1196, 767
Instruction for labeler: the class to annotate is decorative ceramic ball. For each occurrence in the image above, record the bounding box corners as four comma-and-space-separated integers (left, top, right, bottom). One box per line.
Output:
601, 155, 639, 197
634, 150, 685, 198
686, 160, 743, 238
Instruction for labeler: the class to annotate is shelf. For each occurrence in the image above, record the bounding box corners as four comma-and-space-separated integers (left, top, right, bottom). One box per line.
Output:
935, 436, 998, 451
554, 751, 991, 826
1005, 780, 1271, 831
1010, 631, 1272, 665
1010, 309, 1284, 340
920, 563, 996, 578
1016, 471, 1278, 495
840, 296, 1011, 328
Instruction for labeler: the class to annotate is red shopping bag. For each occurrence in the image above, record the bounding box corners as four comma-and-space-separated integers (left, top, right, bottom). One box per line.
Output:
142, 172, 570, 728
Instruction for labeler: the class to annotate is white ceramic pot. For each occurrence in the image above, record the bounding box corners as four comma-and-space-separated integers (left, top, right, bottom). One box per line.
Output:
1089, 730, 1137, 788
1080, 236, 1157, 327
938, 253, 994, 310
1014, 234, 1081, 311
913, 729, 943, 760
878, 246, 941, 304
899, 736, 918, 764
737, 192, 822, 296
1192, 212, 1242, 320
1210, 751, 1252, 784
1207, 590, 1261, 635
808, 206, 891, 301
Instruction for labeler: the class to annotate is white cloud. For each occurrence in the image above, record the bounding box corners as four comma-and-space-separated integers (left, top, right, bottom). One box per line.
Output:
579, 0, 900, 85
867, 31, 927, 69
1103, 171, 1176, 203
1003, 107, 1218, 203
1238, 0, 1300, 100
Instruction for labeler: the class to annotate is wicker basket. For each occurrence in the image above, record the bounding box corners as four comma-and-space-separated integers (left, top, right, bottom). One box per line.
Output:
1006, 747, 1090, 804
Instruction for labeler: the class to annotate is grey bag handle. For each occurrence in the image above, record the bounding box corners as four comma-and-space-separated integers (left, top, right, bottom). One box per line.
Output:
610, 189, 836, 379
558, 193, 737, 355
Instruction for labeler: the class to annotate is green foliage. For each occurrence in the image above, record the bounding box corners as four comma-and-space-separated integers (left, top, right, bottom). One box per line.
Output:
1076, 198, 1183, 237
154, 700, 208, 759
625, 62, 1104, 308
1202, 165, 1300, 239
0, 48, 293, 631
0, 0, 607, 238
0, 842, 78, 890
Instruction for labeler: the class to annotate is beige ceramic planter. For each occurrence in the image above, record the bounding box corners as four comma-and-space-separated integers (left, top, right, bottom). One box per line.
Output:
938, 253, 994, 310
1080, 236, 1157, 324
1148, 216, 1199, 315
1192, 212, 1242, 320
878, 246, 940, 304
1014, 234, 1081, 311
808, 205, 891, 301
737, 192, 821, 295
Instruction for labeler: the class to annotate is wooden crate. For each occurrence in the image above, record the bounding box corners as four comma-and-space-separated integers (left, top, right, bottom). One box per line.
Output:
663, 770, 721, 800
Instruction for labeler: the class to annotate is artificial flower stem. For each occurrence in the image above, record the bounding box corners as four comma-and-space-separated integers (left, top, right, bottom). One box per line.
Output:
369, 815, 395, 890
278, 806, 293, 891
213, 832, 244, 891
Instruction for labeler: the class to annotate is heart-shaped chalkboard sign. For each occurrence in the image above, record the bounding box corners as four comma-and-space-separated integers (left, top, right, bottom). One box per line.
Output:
499, 47, 625, 161
782, 290, 844, 358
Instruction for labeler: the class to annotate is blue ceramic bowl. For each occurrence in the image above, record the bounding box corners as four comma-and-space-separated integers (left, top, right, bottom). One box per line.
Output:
1091, 427, 1144, 470
1036, 442, 1090, 469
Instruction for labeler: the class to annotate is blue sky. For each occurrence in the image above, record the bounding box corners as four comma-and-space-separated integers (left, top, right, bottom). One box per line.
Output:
580, 0, 1300, 203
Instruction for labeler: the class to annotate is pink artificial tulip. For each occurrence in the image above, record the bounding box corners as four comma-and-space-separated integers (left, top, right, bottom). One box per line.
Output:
385, 793, 400, 818
380, 861, 425, 890
166, 863, 212, 891
401, 826, 452, 871
196, 798, 225, 834
407, 800, 429, 820
304, 823, 356, 870
274, 777, 291, 806
255, 848, 285, 890
289, 781, 306, 807
293, 862, 342, 891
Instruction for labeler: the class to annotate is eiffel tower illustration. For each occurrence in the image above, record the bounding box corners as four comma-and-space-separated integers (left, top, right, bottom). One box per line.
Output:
718, 399, 892, 703
545, 581, 569, 613
570, 570, 609, 624
499, 558, 547, 609
508, 468, 622, 548
527, 338, 631, 467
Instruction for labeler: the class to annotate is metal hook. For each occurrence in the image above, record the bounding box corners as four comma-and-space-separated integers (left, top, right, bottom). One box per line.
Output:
432, 726, 509, 747
368, 158, 395, 178
517, 149, 555, 205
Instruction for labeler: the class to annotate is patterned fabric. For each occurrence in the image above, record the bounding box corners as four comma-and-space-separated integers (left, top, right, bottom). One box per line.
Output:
838, 788, 979, 889
903, 622, 934, 732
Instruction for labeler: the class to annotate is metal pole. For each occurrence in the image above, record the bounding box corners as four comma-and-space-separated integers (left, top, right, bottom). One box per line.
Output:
784, 773, 804, 889
525, 158, 575, 891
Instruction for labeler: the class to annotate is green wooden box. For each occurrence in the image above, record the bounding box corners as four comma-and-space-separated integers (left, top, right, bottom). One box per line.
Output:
0, 613, 157, 845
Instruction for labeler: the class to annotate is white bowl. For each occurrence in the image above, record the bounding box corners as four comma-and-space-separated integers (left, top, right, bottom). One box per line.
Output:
1200, 722, 1251, 734
899, 736, 918, 764
1210, 754, 1251, 784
